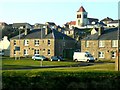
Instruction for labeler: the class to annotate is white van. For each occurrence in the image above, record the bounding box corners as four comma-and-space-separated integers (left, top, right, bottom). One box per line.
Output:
73, 52, 95, 62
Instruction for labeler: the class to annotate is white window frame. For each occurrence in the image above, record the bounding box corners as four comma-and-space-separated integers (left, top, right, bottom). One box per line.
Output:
34, 40, 39, 46
85, 41, 89, 47
34, 49, 39, 55
99, 40, 105, 47
14, 40, 16, 46
111, 51, 116, 58
48, 49, 50, 55
112, 40, 118, 47
98, 52, 104, 58
24, 40, 29, 46
14, 50, 16, 55
24, 49, 28, 55
48, 40, 51, 46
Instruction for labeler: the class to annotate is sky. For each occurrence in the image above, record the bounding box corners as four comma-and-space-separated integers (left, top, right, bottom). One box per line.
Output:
0, 0, 120, 26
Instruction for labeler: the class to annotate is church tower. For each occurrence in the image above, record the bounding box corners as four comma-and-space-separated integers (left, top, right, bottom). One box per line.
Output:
76, 6, 88, 27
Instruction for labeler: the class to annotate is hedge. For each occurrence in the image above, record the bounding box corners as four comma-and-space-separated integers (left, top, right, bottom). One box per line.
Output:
2, 71, 120, 90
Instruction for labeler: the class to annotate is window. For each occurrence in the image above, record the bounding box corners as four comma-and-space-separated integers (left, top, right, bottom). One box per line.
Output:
77, 14, 81, 18
34, 40, 39, 46
14, 50, 16, 55
99, 41, 105, 47
48, 49, 50, 55
24, 49, 28, 55
78, 20, 80, 26
111, 51, 116, 58
43, 49, 45, 52
98, 52, 104, 58
84, 15, 87, 18
14, 40, 16, 45
24, 40, 29, 46
85, 41, 89, 47
112, 40, 118, 47
68, 31, 70, 34
48, 40, 50, 45
34, 49, 39, 55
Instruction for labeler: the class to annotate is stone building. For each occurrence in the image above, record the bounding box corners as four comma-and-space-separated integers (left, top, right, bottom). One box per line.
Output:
10, 27, 76, 58
81, 27, 120, 60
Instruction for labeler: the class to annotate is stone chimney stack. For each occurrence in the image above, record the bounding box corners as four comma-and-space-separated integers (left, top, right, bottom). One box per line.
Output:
45, 26, 51, 35
98, 26, 103, 36
24, 29, 27, 35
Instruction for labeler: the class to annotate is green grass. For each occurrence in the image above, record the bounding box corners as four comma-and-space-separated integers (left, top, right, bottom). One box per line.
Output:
2, 57, 79, 69
2, 57, 116, 72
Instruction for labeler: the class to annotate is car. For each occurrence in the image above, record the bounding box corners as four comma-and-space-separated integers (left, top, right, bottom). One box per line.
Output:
32, 55, 47, 61
0, 51, 4, 56
50, 56, 64, 61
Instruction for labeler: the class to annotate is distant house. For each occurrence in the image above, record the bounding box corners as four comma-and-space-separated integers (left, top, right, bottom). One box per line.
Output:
107, 20, 118, 27
10, 27, 76, 58
101, 17, 113, 25
12, 23, 33, 30
81, 27, 119, 60
33, 23, 46, 29
0, 36, 10, 56
45, 22, 57, 30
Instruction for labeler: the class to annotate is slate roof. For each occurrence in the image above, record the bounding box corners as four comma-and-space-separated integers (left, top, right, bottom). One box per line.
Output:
101, 17, 113, 22
108, 20, 118, 24
11, 29, 75, 41
82, 28, 119, 40
12, 23, 31, 28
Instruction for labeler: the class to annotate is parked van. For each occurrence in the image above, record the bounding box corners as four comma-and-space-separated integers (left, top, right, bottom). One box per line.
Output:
73, 52, 95, 62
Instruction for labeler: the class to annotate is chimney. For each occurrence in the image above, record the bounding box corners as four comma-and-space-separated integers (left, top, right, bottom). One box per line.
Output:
98, 26, 103, 36
25, 29, 27, 35
45, 26, 51, 35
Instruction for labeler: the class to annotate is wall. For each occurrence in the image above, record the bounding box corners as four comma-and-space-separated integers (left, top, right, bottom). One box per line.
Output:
81, 40, 118, 60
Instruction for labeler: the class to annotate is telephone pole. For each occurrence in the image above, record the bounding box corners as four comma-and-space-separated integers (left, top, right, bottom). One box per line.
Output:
115, 2, 120, 71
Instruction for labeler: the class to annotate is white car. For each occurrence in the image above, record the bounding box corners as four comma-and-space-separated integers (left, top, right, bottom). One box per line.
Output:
0, 51, 4, 56
32, 55, 47, 60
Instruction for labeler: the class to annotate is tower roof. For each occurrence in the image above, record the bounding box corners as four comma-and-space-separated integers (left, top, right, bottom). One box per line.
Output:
77, 6, 86, 12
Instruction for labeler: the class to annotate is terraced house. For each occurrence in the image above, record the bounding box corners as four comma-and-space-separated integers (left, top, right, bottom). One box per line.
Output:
81, 27, 120, 60
10, 27, 76, 58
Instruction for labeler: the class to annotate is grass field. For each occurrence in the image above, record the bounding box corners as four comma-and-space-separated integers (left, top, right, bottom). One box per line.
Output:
2, 57, 115, 72
2, 57, 120, 90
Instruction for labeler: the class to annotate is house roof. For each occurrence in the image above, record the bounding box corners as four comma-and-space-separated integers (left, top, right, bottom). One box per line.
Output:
108, 20, 118, 24
11, 29, 75, 41
69, 21, 76, 25
12, 23, 31, 28
77, 6, 86, 12
82, 28, 118, 40
101, 17, 113, 22
88, 18, 99, 23
46, 22, 56, 26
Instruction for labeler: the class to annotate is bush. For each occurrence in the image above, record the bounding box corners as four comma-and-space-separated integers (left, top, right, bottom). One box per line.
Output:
2, 71, 120, 90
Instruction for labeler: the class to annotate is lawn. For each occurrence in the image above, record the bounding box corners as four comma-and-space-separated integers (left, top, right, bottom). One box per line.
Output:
2, 57, 115, 72
2, 57, 120, 90
2, 57, 79, 69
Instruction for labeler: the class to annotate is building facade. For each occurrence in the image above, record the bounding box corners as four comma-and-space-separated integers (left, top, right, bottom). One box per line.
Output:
81, 28, 119, 60
10, 28, 76, 58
